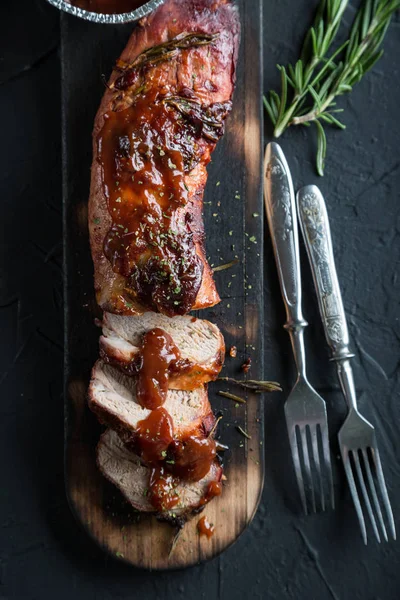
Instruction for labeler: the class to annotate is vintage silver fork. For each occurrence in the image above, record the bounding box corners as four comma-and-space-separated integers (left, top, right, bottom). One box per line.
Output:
264, 143, 334, 514
297, 184, 396, 544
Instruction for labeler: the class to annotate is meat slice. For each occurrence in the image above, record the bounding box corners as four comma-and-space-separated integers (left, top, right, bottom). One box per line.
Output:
99, 312, 225, 389
89, 0, 240, 317
89, 360, 215, 439
97, 429, 222, 518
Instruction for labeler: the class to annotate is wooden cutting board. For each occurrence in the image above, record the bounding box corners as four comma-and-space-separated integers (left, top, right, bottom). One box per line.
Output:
62, 0, 264, 570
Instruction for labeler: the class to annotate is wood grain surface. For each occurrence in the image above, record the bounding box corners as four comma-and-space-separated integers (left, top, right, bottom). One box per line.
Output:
62, 0, 264, 570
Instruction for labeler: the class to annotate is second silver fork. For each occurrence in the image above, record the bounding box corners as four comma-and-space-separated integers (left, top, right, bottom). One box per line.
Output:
297, 184, 396, 544
264, 142, 334, 514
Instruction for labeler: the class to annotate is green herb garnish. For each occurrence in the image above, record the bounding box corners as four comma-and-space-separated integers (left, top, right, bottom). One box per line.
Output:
264, 0, 400, 175
163, 96, 229, 142
218, 377, 282, 393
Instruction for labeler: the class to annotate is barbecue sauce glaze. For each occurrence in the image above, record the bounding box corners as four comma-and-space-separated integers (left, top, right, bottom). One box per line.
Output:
99, 91, 204, 316
68, 0, 146, 14
137, 328, 180, 409
133, 328, 220, 512
97, 34, 230, 316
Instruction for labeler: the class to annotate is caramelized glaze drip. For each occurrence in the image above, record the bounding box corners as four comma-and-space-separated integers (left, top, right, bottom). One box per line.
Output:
201, 480, 223, 506
197, 516, 215, 538
137, 328, 180, 409
136, 407, 174, 462
167, 435, 217, 482
149, 466, 180, 512
68, 0, 146, 13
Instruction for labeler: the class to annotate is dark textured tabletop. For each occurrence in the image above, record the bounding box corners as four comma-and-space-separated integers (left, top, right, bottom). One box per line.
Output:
1, 1, 399, 598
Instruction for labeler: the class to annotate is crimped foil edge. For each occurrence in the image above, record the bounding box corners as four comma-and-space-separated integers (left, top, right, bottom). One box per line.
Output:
46, 0, 164, 24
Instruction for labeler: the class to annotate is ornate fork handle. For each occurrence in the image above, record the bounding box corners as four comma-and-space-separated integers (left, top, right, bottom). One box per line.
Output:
296, 185, 354, 362
264, 143, 308, 380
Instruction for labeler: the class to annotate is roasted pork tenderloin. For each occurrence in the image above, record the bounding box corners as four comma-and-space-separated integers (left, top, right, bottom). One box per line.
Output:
87, 0, 239, 520
89, 0, 240, 317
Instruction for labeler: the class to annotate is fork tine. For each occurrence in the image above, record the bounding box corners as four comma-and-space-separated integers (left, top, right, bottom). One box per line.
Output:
310, 425, 324, 511
361, 448, 388, 542
321, 423, 335, 510
288, 425, 308, 515
372, 448, 396, 541
352, 450, 381, 543
342, 450, 368, 544
300, 426, 316, 513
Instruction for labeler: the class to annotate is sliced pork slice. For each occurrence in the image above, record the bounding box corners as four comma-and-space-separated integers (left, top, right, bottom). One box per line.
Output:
97, 429, 223, 518
89, 361, 215, 440
99, 312, 225, 390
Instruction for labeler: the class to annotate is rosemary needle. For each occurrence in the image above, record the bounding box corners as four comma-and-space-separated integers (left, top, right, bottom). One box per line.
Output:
264, 0, 400, 175
218, 391, 247, 404
236, 426, 251, 440
212, 258, 239, 273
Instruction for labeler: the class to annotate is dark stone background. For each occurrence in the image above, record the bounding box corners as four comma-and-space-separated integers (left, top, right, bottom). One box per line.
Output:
0, 0, 399, 598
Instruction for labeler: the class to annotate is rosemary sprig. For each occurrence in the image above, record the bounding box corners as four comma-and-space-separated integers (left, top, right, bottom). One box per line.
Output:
218, 377, 282, 393
117, 32, 218, 72
264, 0, 399, 175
